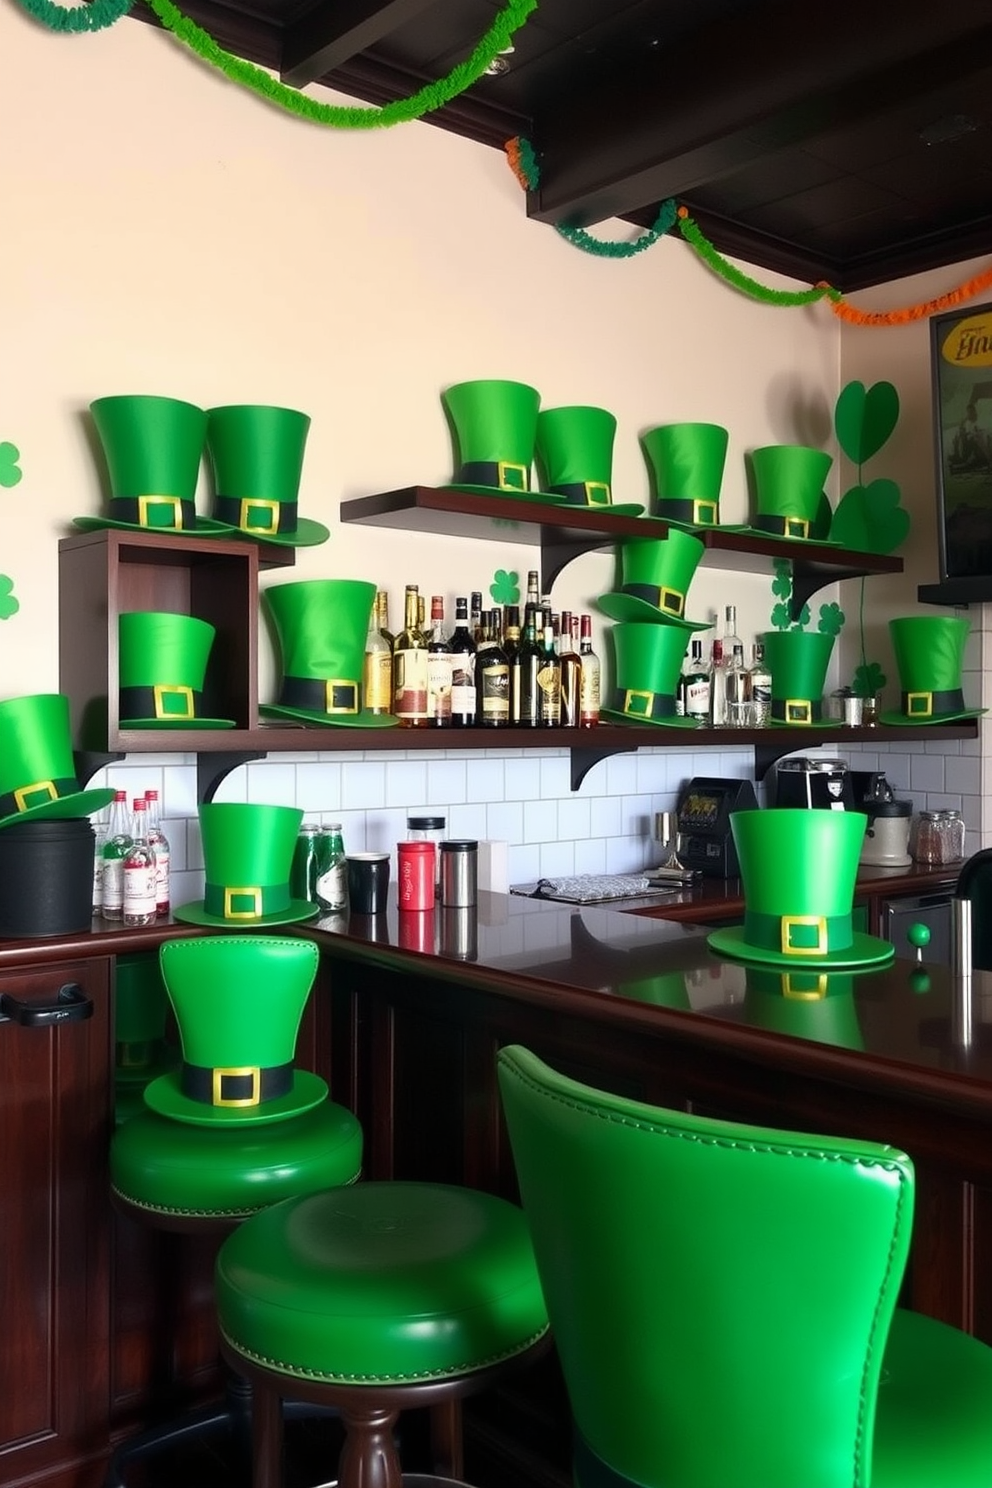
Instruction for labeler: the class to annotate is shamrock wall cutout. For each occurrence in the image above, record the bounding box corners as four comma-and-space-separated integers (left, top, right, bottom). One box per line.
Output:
0, 441, 23, 488
490, 569, 520, 605
0, 576, 20, 619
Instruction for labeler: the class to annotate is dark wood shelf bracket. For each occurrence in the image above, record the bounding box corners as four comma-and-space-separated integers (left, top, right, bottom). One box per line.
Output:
570, 743, 633, 789
74, 750, 125, 787
196, 751, 267, 803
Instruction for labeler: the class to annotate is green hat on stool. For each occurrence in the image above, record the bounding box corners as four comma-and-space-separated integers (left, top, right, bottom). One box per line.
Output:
743, 966, 865, 1050
749, 444, 835, 542
763, 629, 840, 726
597, 532, 712, 630
143, 936, 328, 1125
0, 693, 115, 828
880, 615, 986, 725
205, 404, 329, 547
641, 422, 738, 530
708, 809, 894, 969
75, 394, 227, 534
260, 579, 398, 728
119, 612, 236, 729
601, 622, 698, 727
442, 379, 561, 503
172, 802, 317, 929
535, 405, 643, 516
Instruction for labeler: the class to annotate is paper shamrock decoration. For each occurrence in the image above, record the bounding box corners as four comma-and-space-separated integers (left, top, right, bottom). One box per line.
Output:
490, 569, 520, 605
830, 382, 910, 555
0, 576, 19, 619
0, 441, 22, 488
768, 558, 844, 636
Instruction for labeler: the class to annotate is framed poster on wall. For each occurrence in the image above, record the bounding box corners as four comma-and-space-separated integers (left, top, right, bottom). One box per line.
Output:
930, 301, 992, 578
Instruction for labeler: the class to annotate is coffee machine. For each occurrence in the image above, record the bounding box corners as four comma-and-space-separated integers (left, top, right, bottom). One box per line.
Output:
774, 757, 855, 811
850, 771, 913, 867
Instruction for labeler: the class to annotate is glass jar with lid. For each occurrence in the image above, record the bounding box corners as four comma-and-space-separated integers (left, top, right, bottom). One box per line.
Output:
407, 815, 446, 884
909, 811, 942, 865
936, 809, 966, 864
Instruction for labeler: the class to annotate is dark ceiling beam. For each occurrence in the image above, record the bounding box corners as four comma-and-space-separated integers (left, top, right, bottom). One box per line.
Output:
526, 0, 992, 226
282, 0, 437, 89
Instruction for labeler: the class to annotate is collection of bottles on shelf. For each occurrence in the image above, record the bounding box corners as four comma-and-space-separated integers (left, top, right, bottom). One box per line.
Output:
364, 571, 602, 728
93, 789, 171, 926
679, 605, 772, 728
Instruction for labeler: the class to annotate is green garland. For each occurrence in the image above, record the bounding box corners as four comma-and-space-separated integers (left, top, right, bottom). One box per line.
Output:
145, 0, 536, 128
556, 199, 677, 258
675, 209, 841, 307
14, 0, 132, 34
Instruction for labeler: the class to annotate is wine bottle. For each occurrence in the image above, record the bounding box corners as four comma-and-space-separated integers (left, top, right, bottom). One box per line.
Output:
470, 591, 484, 643
476, 610, 510, 727
377, 589, 394, 650
537, 623, 562, 726
579, 614, 601, 728
513, 609, 543, 727
426, 594, 452, 727
363, 593, 393, 717
558, 611, 582, 728
393, 583, 430, 727
448, 596, 477, 728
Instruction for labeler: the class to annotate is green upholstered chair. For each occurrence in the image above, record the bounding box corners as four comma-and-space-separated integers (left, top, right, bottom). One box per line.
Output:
496, 1043, 992, 1488
106, 935, 364, 1488
214, 1180, 551, 1487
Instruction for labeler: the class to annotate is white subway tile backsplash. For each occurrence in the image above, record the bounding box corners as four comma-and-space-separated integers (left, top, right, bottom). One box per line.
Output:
427, 757, 465, 805
504, 757, 543, 800
909, 754, 946, 794
589, 794, 623, 838
487, 800, 524, 842
466, 758, 505, 803
341, 761, 387, 810
295, 761, 343, 812
383, 760, 428, 809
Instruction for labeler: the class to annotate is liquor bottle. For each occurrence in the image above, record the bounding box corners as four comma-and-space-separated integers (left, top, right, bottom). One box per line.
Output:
448, 596, 477, 727
476, 610, 510, 727
537, 623, 562, 726
513, 608, 543, 727
723, 603, 742, 659
363, 594, 393, 717
725, 641, 750, 727
426, 594, 452, 727
709, 628, 727, 727
315, 823, 348, 912
748, 641, 772, 727
393, 583, 430, 727
502, 604, 521, 663
377, 590, 394, 650
144, 788, 171, 916
578, 614, 601, 727
470, 591, 484, 643
682, 638, 711, 724
558, 611, 582, 728
122, 797, 157, 927
101, 789, 132, 921
525, 570, 540, 619
417, 593, 426, 635
91, 810, 108, 914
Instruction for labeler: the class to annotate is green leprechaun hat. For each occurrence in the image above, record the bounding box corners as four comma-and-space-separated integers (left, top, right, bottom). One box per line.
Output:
260, 579, 398, 728
118, 612, 236, 730
601, 622, 698, 727
143, 936, 328, 1126
0, 693, 115, 829
535, 405, 644, 516
597, 532, 712, 630
748, 444, 835, 542
442, 379, 561, 504
742, 966, 865, 1050
880, 615, 986, 725
763, 629, 840, 727
172, 802, 318, 929
708, 809, 894, 969
641, 422, 737, 530
204, 404, 329, 547
76, 395, 227, 534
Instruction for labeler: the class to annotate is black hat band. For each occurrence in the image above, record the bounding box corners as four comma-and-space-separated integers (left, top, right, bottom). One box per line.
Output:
214, 494, 299, 536
551, 481, 613, 508
755, 513, 811, 539
181, 1060, 294, 1109
611, 687, 679, 721
111, 496, 198, 529
0, 776, 81, 817
457, 461, 530, 492
120, 685, 203, 722
623, 582, 685, 618
900, 688, 964, 718
279, 678, 359, 716
744, 911, 852, 958
658, 498, 719, 526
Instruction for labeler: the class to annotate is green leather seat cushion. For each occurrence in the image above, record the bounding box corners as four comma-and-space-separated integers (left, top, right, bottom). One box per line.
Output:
216, 1182, 549, 1384
111, 1101, 363, 1218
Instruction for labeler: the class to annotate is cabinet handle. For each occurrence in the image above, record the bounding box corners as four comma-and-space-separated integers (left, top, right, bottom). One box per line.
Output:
0, 983, 94, 1027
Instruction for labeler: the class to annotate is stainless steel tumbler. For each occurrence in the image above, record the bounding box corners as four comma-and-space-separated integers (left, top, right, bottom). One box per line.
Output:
440, 840, 478, 907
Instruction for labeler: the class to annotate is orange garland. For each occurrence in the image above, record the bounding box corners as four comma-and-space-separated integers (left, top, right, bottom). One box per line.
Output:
824, 266, 992, 326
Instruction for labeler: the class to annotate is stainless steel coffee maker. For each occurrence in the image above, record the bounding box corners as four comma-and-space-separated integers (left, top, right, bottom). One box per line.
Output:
774, 757, 854, 811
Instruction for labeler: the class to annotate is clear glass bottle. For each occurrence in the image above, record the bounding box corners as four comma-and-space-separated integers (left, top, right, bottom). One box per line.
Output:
363, 592, 393, 717
448, 596, 477, 728
725, 641, 750, 727
315, 823, 348, 912
708, 633, 727, 727
682, 638, 711, 724
558, 611, 582, 728
144, 788, 171, 916
537, 622, 562, 726
426, 594, 453, 728
101, 789, 132, 921
748, 641, 772, 727
393, 583, 430, 727
123, 797, 157, 927
91, 809, 108, 914
578, 614, 601, 728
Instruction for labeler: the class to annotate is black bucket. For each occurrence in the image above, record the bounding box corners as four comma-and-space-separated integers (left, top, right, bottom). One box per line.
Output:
0, 818, 95, 938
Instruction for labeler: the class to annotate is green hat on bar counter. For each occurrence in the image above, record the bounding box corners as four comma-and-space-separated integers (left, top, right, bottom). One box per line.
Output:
708, 809, 894, 969
534, 404, 644, 515
260, 578, 398, 728
75, 394, 227, 534
172, 802, 318, 929
596, 532, 712, 630
879, 615, 986, 725
441, 378, 564, 504
640, 421, 741, 530
0, 693, 115, 829
600, 622, 699, 728
204, 404, 330, 547
118, 612, 236, 729
143, 936, 328, 1126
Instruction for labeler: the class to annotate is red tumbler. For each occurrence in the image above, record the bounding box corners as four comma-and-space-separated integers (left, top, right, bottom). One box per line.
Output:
397, 839, 435, 911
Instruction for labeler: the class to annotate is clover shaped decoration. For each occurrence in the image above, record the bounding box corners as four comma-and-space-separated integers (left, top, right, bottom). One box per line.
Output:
769, 559, 810, 631
817, 601, 846, 639
0, 575, 20, 619
489, 569, 520, 606
0, 441, 23, 488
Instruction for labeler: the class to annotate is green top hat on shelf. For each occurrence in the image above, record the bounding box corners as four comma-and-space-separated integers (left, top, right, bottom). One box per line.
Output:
534, 405, 643, 516
0, 693, 115, 830
143, 936, 328, 1126
118, 612, 236, 730
442, 378, 560, 504
708, 809, 894, 969
749, 444, 835, 542
596, 532, 712, 630
204, 404, 329, 547
879, 615, 986, 725
600, 622, 698, 728
76, 394, 227, 535
260, 578, 398, 728
641, 422, 736, 530
742, 966, 865, 1050
763, 629, 840, 727
172, 802, 317, 929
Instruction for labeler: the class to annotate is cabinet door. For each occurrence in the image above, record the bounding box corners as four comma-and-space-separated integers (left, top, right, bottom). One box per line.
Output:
0, 958, 112, 1488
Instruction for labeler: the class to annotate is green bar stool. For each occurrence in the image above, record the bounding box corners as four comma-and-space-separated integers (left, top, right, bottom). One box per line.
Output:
215, 1179, 551, 1487
106, 935, 364, 1487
